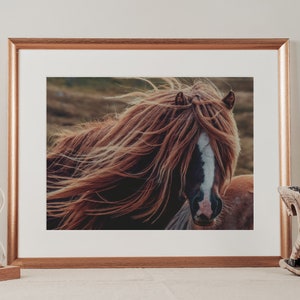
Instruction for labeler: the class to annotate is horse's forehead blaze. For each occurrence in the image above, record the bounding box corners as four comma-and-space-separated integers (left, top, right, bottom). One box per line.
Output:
197, 131, 215, 197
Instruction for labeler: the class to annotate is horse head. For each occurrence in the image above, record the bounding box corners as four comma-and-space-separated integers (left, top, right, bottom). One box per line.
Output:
176, 90, 238, 226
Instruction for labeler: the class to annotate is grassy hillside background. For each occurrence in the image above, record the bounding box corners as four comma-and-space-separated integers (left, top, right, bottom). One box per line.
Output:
47, 77, 253, 176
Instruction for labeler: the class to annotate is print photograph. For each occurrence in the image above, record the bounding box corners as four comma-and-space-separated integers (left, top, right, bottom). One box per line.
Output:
47, 77, 254, 231
7, 38, 290, 268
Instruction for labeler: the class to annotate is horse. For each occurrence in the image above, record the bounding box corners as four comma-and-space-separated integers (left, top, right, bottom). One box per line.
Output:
47, 78, 241, 230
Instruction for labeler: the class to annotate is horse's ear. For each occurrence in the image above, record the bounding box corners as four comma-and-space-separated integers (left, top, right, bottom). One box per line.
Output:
222, 91, 235, 110
175, 92, 190, 105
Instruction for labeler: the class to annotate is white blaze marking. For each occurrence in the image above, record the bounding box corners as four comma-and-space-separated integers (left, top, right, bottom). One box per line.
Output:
197, 131, 215, 208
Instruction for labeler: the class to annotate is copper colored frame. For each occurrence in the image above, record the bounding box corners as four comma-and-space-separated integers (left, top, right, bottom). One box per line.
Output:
7, 38, 291, 268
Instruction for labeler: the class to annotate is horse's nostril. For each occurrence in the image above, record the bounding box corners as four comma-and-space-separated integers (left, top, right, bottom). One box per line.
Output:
193, 214, 212, 226
198, 214, 209, 222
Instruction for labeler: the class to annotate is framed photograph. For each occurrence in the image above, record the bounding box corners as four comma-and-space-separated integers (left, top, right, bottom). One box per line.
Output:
8, 38, 291, 268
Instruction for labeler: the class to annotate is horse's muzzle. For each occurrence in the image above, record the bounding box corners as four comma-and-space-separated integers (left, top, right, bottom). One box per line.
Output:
191, 194, 223, 226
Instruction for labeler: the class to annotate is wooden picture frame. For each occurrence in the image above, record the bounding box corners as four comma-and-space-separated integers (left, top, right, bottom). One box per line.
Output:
7, 38, 291, 268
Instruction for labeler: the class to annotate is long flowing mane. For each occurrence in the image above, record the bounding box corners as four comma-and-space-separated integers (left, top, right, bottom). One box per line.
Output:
47, 78, 240, 229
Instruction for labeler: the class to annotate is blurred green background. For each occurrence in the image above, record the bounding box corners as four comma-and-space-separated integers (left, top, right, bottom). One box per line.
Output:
47, 77, 253, 176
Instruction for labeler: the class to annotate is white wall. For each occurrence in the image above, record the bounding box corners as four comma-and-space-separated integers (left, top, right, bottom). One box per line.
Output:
0, 0, 299, 263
